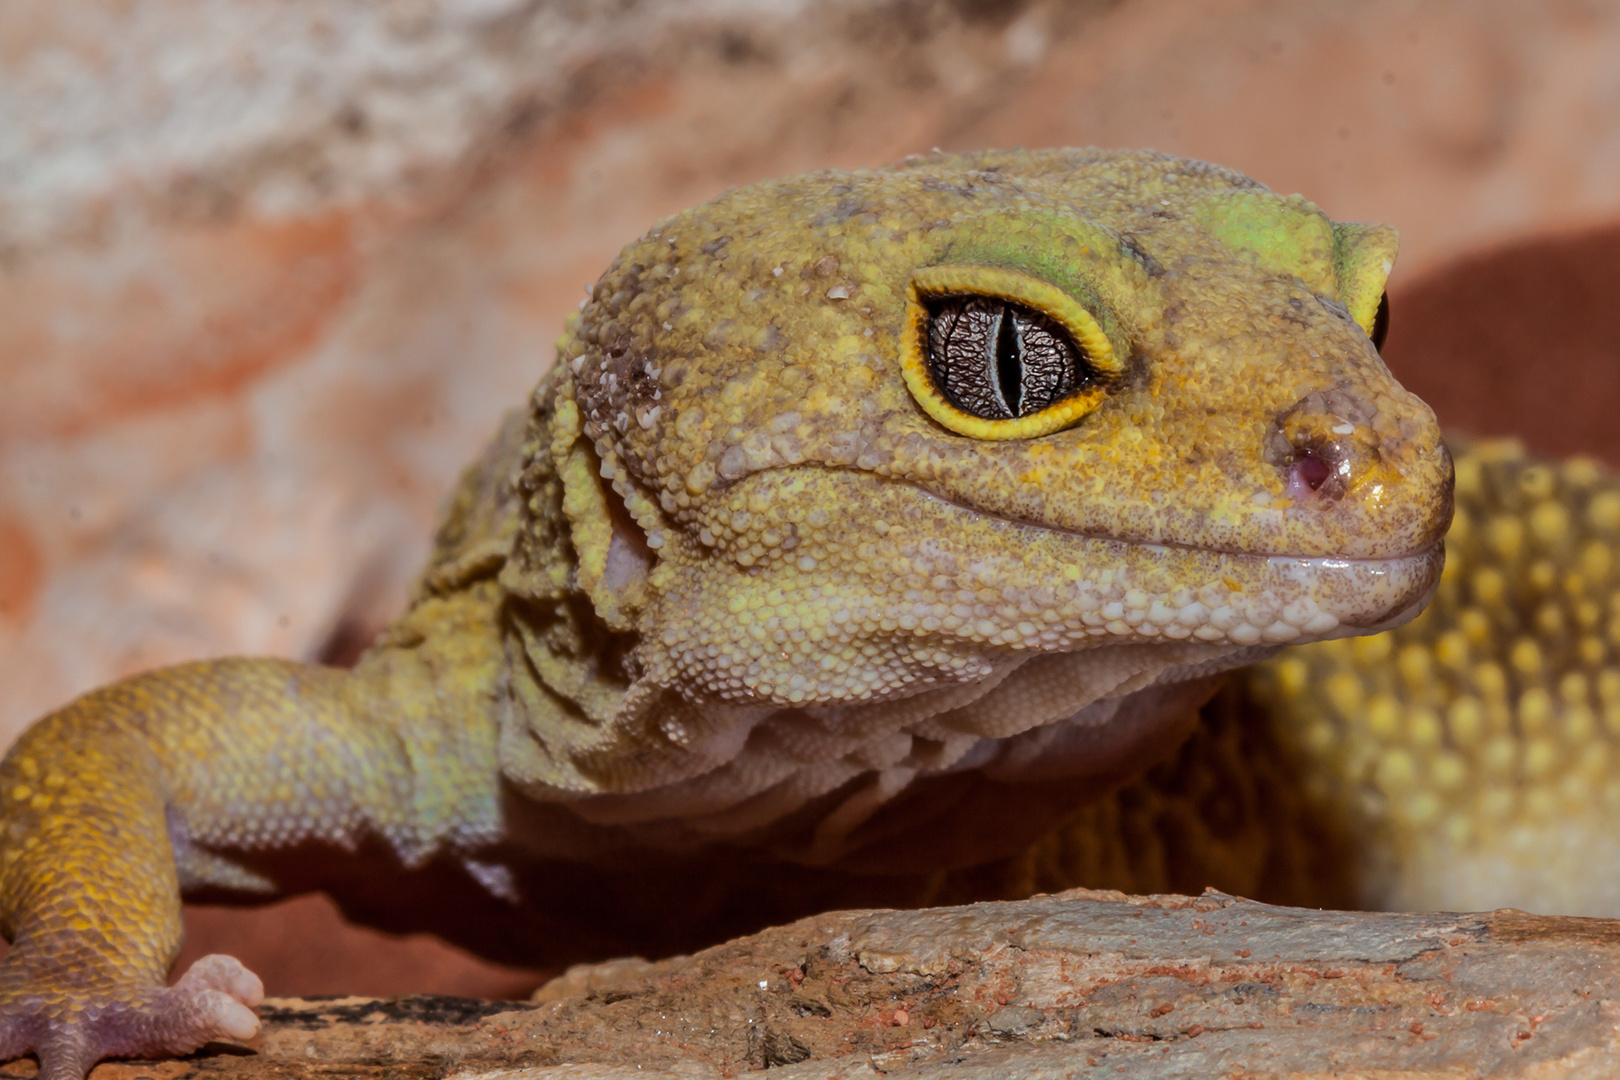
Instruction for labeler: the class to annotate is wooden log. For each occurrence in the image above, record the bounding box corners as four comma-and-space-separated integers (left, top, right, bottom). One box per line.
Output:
24, 887, 1620, 1079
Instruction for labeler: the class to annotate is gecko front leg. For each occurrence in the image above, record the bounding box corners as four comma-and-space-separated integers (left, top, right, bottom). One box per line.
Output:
0, 653, 501, 1079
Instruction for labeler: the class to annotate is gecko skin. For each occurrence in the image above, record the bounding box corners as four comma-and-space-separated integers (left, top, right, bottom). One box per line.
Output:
0, 148, 1452, 1078
993, 438, 1620, 925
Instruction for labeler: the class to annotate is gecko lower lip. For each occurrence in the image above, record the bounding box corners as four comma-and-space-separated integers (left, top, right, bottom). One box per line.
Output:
1245, 543, 1445, 630
1093, 538, 1445, 631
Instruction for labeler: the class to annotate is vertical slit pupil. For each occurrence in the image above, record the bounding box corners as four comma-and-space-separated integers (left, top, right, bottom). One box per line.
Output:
994, 302, 1022, 415
924, 293, 1092, 424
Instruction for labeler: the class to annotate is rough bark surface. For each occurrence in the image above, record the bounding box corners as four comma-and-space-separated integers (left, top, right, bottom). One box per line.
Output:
9, 889, 1617, 1079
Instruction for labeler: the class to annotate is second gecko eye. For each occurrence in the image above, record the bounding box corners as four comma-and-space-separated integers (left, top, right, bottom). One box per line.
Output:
1370, 293, 1390, 353
925, 296, 1093, 420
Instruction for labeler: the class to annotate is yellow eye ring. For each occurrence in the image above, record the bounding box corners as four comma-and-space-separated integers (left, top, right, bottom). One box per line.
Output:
899, 265, 1122, 440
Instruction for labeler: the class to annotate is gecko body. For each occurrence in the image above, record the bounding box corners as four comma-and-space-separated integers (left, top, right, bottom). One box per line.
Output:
0, 149, 1451, 1078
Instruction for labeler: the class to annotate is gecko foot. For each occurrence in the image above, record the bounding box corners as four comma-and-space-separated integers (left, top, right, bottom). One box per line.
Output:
0, 953, 262, 1080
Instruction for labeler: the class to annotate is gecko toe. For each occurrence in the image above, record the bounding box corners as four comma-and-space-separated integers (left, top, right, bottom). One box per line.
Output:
174, 954, 265, 1009
0, 953, 264, 1080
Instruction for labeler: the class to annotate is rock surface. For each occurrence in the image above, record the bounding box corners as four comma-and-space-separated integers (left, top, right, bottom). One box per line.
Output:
8, 889, 1620, 1079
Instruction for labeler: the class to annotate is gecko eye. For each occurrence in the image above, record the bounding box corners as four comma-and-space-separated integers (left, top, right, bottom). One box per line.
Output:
1369, 293, 1390, 353
899, 265, 1124, 441
925, 297, 1092, 420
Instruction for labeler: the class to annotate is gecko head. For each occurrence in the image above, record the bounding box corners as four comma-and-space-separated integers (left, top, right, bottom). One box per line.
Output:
551, 148, 1452, 709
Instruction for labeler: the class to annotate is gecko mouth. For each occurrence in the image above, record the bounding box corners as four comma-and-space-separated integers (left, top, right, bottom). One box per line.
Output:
909, 478, 1446, 564
884, 477, 1443, 642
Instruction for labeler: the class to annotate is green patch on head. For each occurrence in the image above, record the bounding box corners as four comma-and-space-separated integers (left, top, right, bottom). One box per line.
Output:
1195, 191, 1339, 297
933, 209, 1155, 356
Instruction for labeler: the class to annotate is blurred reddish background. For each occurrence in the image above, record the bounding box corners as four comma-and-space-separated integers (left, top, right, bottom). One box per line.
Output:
5, 0, 1620, 1000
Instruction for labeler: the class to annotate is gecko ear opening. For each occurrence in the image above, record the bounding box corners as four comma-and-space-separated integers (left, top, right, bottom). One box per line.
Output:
548, 395, 662, 632
600, 477, 654, 597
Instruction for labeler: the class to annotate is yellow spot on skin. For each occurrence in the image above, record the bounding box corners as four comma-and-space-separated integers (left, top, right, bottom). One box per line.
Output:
1430, 752, 1466, 791
1559, 671, 1590, 706
1580, 540, 1613, 582
1523, 738, 1559, 780
1434, 631, 1469, 671
1519, 688, 1553, 735
1407, 706, 1442, 750
1564, 704, 1596, 744
1590, 491, 1620, 533
1525, 788, 1559, 822
1535, 603, 1564, 638
1473, 661, 1508, 700
1457, 608, 1491, 647
1478, 787, 1515, 821
1377, 749, 1417, 793
1472, 568, 1507, 610
1447, 697, 1484, 746
1531, 501, 1569, 546
1509, 638, 1543, 678
1403, 791, 1441, 827
1351, 633, 1392, 664
1529, 560, 1556, 592
1487, 518, 1524, 562
1018, 467, 1051, 488
1397, 645, 1431, 690
1301, 718, 1337, 755
1273, 657, 1309, 697
1326, 672, 1364, 718
1601, 670, 1620, 702
1480, 736, 1517, 776
1364, 695, 1400, 739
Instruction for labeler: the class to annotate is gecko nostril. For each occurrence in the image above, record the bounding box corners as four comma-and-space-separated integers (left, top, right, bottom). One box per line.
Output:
1291, 452, 1331, 492
1268, 386, 1382, 508
1286, 448, 1348, 504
